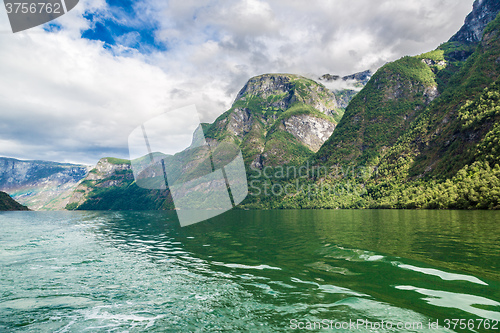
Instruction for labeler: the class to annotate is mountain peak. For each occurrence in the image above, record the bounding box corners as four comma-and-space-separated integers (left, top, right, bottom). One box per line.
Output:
235, 73, 296, 102
233, 73, 341, 119
449, 0, 500, 44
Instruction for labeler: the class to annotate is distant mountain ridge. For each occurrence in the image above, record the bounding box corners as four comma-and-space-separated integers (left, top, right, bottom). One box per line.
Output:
319, 70, 372, 86
318, 70, 373, 108
0, 157, 91, 210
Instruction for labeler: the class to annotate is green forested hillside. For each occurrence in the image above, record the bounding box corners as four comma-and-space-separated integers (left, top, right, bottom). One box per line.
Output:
0, 191, 29, 211
256, 10, 500, 210
313, 53, 442, 167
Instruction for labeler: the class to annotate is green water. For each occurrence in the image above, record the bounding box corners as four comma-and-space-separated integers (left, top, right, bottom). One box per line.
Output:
0, 210, 499, 332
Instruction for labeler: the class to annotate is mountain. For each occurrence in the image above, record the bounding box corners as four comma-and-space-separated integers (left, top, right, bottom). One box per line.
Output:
68, 72, 372, 210
204, 73, 344, 168
319, 70, 372, 86
450, 0, 500, 44
318, 70, 373, 108
273, 0, 500, 210
314, 55, 440, 167
0, 191, 29, 211
0, 157, 91, 210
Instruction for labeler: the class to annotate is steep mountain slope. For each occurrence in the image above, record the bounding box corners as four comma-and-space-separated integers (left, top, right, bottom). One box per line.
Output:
0, 157, 90, 210
0, 191, 29, 211
315, 0, 500, 170
314, 53, 441, 167
269, 1, 500, 210
380, 13, 500, 180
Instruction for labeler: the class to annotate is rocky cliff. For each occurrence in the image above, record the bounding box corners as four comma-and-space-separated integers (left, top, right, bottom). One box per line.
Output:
0, 157, 90, 210
450, 0, 500, 44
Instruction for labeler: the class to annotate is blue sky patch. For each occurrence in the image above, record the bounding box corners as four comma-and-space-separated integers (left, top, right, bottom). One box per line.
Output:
43, 22, 63, 33
81, 0, 166, 53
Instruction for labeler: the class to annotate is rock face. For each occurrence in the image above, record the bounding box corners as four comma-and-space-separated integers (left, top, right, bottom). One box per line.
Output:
226, 108, 253, 139
0, 157, 90, 210
449, 0, 500, 44
280, 115, 336, 152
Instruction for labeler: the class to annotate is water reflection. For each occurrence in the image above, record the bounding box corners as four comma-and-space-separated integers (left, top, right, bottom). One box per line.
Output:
398, 264, 488, 285
396, 285, 500, 321
85, 209, 500, 326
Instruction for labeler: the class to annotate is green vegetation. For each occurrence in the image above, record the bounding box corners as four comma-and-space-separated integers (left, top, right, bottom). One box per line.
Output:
458, 81, 500, 128
262, 131, 313, 166
65, 202, 78, 210
314, 50, 443, 168
241, 10, 500, 211
103, 157, 132, 165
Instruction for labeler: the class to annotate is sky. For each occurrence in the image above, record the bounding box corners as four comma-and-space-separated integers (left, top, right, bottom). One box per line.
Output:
0, 0, 475, 165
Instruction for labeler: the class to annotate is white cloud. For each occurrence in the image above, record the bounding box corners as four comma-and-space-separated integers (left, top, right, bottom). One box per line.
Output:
0, 0, 476, 164
149, 0, 475, 102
